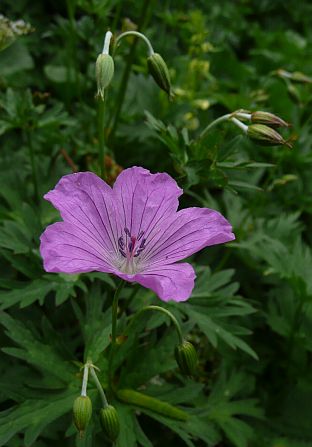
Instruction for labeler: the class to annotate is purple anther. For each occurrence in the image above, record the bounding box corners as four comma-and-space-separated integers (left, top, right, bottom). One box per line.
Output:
124, 227, 131, 237
137, 230, 144, 241
118, 236, 124, 249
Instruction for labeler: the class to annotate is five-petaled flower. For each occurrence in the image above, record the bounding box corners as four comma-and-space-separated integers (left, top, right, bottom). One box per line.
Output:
40, 167, 235, 301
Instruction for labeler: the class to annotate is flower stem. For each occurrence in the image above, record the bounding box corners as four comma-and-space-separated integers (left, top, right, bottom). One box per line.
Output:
80, 363, 89, 397
198, 113, 231, 141
127, 305, 184, 344
97, 93, 106, 179
108, 280, 125, 389
107, 0, 151, 145
115, 31, 154, 56
89, 366, 109, 408
25, 129, 39, 204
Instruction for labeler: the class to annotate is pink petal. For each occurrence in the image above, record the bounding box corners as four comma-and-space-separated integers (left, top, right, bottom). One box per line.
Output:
140, 207, 235, 267
116, 262, 196, 302
43, 172, 120, 261
112, 166, 182, 239
40, 222, 117, 274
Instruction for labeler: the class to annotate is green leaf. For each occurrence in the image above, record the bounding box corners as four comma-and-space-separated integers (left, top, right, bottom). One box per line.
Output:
0, 389, 76, 446
0, 312, 74, 382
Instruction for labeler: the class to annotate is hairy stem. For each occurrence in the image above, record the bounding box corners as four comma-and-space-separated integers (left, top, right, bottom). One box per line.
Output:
89, 366, 109, 408
126, 304, 184, 344
108, 0, 152, 144
80, 364, 89, 397
198, 113, 231, 141
115, 31, 154, 56
108, 280, 125, 389
97, 94, 106, 179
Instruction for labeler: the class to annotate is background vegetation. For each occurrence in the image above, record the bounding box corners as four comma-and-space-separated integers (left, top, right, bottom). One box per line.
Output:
1, 0, 312, 446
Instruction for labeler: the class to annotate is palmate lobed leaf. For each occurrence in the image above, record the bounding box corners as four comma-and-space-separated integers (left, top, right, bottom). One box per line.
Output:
0, 312, 75, 382
181, 268, 258, 358
0, 388, 77, 446
0, 274, 87, 309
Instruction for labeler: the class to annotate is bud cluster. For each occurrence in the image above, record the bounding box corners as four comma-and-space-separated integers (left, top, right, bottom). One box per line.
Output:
231, 110, 293, 148
95, 30, 173, 100
72, 362, 120, 442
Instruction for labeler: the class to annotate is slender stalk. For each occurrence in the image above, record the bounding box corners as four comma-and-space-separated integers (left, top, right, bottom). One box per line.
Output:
126, 304, 184, 344
108, 280, 125, 389
89, 366, 109, 408
115, 31, 154, 56
25, 130, 39, 203
97, 94, 106, 179
108, 0, 152, 144
119, 283, 140, 314
231, 116, 248, 133
198, 113, 231, 141
80, 364, 89, 397
65, 0, 79, 101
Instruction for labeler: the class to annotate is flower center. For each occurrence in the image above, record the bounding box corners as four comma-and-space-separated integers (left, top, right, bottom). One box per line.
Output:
117, 227, 146, 274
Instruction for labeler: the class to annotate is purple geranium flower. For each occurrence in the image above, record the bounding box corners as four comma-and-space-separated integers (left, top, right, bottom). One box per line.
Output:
40, 167, 234, 302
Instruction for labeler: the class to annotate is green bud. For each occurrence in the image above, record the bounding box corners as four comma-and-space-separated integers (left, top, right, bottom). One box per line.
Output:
175, 340, 198, 377
247, 124, 292, 148
100, 405, 120, 443
73, 395, 92, 435
96, 53, 114, 100
251, 111, 290, 128
147, 52, 173, 99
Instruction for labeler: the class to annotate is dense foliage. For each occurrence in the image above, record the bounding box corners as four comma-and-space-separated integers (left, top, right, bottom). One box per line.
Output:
1, 1, 312, 446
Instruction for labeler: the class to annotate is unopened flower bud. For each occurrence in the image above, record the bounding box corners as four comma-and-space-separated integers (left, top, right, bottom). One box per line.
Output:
147, 52, 173, 99
247, 124, 292, 148
73, 395, 92, 435
100, 405, 120, 442
96, 53, 114, 100
251, 111, 290, 128
175, 340, 198, 377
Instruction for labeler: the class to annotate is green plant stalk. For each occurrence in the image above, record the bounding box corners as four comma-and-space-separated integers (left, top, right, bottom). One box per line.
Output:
97, 94, 106, 179
117, 389, 188, 421
198, 113, 231, 141
89, 366, 109, 408
115, 31, 154, 56
108, 0, 151, 144
119, 283, 140, 314
25, 130, 39, 204
108, 280, 125, 389
126, 305, 184, 344
65, 0, 79, 102
81, 364, 89, 397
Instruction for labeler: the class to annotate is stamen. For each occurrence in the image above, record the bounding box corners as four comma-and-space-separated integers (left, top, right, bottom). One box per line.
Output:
137, 230, 144, 241
118, 236, 124, 249
118, 229, 147, 271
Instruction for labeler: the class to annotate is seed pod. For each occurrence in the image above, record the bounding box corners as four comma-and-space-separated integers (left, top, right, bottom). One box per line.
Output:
251, 111, 290, 128
73, 395, 92, 435
247, 124, 292, 148
175, 340, 198, 377
96, 53, 114, 100
147, 52, 173, 99
100, 405, 120, 443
